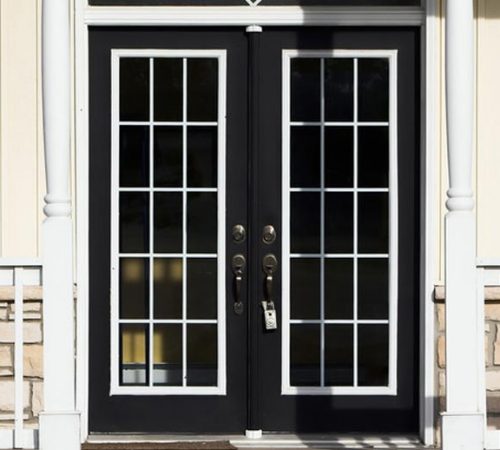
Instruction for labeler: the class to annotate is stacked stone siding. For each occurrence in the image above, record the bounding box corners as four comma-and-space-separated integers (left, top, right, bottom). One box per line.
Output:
0, 295, 43, 429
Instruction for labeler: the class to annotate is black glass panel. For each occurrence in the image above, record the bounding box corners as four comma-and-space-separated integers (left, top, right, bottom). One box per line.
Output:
325, 58, 354, 122
358, 258, 389, 320
187, 192, 217, 253
290, 325, 320, 386
290, 126, 320, 188
154, 258, 183, 319
290, 259, 320, 320
187, 258, 217, 319
120, 126, 149, 187
120, 324, 148, 386
120, 192, 149, 253
154, 193, 183, 253
187, 126, 218, 188
358, 126, 389, 188
358, 325, 389, 386
325, 325, 354, 386
154, 58, 183, 122
358, 193, 389, 253
153, 324, 182, 386
120, 258, 149, 319
291, 58, 320, 122
187, 59, 218, 122
154, 126, 183, 187
120, 58, 149, 122
325, 192, 353, 253
325, 126, 354, 188
358, 58, 389, 122
187, 324, 217, 386
325, 258, 353, 319
290, 193, 320, 253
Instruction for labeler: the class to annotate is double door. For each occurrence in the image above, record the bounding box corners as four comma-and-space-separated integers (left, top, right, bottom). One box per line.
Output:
88, 26, 420, 434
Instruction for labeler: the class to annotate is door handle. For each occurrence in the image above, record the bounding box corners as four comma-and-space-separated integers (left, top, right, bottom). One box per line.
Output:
232, 254, 246, 315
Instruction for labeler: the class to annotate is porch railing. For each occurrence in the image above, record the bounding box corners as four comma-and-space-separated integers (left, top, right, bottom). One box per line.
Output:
0, 259, 42, 450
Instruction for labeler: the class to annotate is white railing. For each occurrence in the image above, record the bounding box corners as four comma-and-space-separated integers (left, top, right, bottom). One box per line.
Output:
0, 259, 42, 450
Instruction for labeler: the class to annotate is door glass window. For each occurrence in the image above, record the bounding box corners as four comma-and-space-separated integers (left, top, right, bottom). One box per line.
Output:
112, 52, 226, 394
283, 51, 396, 394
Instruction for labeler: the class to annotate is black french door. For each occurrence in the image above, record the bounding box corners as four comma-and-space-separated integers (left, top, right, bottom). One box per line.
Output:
88, 26, 420, 435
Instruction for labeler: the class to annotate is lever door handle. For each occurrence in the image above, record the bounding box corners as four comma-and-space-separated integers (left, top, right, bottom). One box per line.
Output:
232, 254, 246, 315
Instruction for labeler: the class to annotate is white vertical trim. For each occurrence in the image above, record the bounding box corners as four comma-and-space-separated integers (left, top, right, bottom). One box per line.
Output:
14, 267, 24, 449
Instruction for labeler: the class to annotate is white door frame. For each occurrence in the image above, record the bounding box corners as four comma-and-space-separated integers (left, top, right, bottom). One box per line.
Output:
74, 0, 438, 445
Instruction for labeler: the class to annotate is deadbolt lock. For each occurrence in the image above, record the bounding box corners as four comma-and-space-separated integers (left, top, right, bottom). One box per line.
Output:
262, 225, 276, 244
232, 224, 246, 243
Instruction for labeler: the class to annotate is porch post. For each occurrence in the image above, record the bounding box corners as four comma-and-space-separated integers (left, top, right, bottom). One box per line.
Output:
39, 1, 80, 450
441, 1, 485, 449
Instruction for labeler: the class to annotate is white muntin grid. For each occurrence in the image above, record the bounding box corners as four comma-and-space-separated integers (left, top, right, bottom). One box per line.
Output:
110, 49, 227, 396
281, 49, 398, 396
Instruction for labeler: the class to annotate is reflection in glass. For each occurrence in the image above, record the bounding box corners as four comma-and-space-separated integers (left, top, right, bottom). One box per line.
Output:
187, 192, 217, 253
187, 259, 217, 320
154, 193, 183, 253
119, 192, 149, 253
187, 59, 218, 122
290, 193, 320, 253
325, 258, 353, 319
358, 325, 389, 386
290, 126, 320, 188
187, 325, 217, 386
120, 258, 149, 319
358, 58, 389, 122
154, 126, 183, 187
325, 192, 353, 253
290, 259, 320, 319
325, 126, 353, 188
358, 126, 389, 188
358, 258, 389, 320
291, 58, 320, 122
325, 58, 354, 122
154, 258, 183, 319
120, 126, 149, 187
325, 325, 354, 386
290, 325, 320, 386
154, 58, 183, 122
120, 58, 149, 122
153, 325, 182, 386
187, 126, 218, 188
358, 193, 389, 253
120, 324, 148, 386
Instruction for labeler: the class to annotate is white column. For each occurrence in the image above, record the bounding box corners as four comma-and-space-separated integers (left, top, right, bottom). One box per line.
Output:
441, 1, 485, 449
39, 1, 80, 450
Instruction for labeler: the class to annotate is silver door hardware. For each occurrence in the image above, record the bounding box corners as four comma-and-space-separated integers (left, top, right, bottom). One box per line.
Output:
262, 225, 276, 244
261, 301, 277, 330
262, 254, 278, 330
232, 254, 246, 315
232, 224, 246, 243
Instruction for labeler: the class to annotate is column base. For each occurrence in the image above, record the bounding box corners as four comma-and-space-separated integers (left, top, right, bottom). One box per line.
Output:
441, 411, 484, 450
39, 411, 81, 450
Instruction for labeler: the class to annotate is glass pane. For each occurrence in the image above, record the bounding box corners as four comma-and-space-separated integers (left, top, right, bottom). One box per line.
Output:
120, 126, 149, 187
120, 58, 149, 122
358, 193, 389, 253
187, 126, 218, 188
187, 258, 217, 320
290, 126, 320, 188
325, 58, 354, 122
154, 258, 183, 319
358, 325, 389, 386
358, 258, 389, 320
325, 325, 354, 386
187, 59, 218, 122
325, 126, 354, 188
290, 325, 320, 386
291, 58, 320, 122
120, 258, 149, 319
358, 126, 389, 188
154, 126, 183, 188
358, 58, 389, 122
187, 192, 217, 253
325, 192, 353, 253
154, 193, 183, 253
154, 58, 183, 122
290, 193, 320, 254
153, 324, 182, 386
187, 324, 217, 386
120, 324, 148, 386
119, 192, 149, 253
290, 259, 320, 320
325, 258, 353, 319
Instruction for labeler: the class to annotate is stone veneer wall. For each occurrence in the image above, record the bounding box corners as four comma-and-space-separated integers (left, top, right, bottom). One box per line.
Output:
0, 294, 43, 429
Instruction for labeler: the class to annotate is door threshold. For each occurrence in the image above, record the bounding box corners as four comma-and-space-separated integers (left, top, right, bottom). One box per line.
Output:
86, 434, 425, 449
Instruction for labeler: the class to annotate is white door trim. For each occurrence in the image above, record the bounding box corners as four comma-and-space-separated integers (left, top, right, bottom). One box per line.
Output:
74, 0, 436, 444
